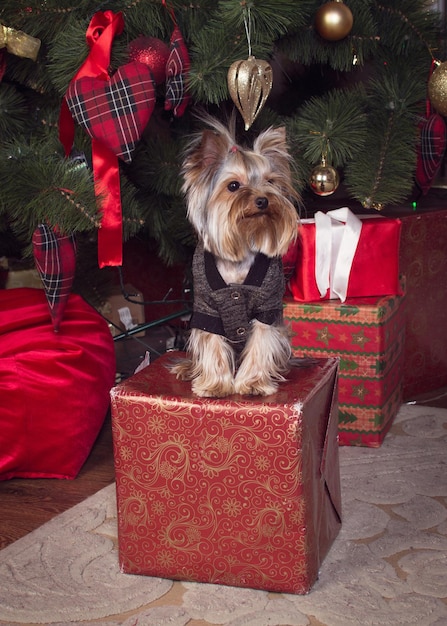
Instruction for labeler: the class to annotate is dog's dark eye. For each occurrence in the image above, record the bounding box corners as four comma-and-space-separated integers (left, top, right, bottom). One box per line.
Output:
227, 181, 240, 192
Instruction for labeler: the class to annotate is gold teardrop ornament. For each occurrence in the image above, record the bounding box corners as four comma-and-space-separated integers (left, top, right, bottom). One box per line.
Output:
227, 56, 273, 131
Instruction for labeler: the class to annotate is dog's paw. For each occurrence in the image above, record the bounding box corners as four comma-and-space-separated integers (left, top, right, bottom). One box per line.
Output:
234, 376, 278, 396
192, 375, 235, 398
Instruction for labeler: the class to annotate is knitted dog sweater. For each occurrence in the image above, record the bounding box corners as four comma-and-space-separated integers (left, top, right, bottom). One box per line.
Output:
190, 242, 285, 352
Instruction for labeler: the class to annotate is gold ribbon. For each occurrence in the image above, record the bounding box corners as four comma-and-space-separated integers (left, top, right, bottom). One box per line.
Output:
0, 24, 41, 61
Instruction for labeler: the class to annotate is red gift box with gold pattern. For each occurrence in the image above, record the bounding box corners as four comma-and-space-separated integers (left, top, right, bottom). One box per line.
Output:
283, 292, 405, 447
110, 353, 341, 595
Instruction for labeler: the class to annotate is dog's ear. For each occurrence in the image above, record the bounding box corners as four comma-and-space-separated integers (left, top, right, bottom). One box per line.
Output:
182, 129, 226, 191
181, 128, 232, 237
253, 126, 287, 156
253, 126, 292, 176
200, 129, 231, 170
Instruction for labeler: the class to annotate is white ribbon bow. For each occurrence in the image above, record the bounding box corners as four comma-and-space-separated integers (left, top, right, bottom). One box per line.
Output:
314, 207, 362, 302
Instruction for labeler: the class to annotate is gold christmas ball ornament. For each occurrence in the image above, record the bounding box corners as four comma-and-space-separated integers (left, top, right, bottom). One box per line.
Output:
309, 161, 340, 196
227, 55, 273, 131
315, 1, 353, 42
428, 61, 447, 117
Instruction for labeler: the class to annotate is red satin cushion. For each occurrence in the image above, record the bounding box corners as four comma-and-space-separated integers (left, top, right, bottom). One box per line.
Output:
0, 288, 116, 480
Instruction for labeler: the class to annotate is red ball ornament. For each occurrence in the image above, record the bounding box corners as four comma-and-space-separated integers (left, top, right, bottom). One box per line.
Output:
128, 36, 170, 85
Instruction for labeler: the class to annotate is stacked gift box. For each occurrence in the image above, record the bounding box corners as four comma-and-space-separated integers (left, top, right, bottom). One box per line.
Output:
283, 208, 405, 447
111, 352, 341, 595
283, 293, 405, 447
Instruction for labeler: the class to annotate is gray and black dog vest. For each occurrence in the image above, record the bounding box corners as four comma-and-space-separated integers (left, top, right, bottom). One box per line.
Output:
190, 242, 285, 354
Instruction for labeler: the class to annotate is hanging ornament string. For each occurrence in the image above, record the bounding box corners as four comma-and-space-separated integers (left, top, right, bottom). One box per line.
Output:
244, 6, 253, 57
227, 6, 273, 131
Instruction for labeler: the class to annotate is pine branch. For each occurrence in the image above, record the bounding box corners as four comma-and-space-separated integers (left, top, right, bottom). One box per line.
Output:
0, 0, 80, 40
119, 178, 148, 240
139, 192, 194, 265
286, 87, 368, 167
45, 17, 90, 94
374, 0, 442, 57
120, 0, 167, 40
277, 0, 379, 70
188, 27, 247, 104
345, 110, 418, 208
0, 85, 29, 140
128, 133, 184, 197
345, 68, 422, 207
217, 0, 308, 43
0, 136, 100, 241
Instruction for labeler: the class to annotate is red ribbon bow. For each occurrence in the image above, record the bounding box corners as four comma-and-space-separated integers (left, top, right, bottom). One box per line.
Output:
59, 11, 125, 268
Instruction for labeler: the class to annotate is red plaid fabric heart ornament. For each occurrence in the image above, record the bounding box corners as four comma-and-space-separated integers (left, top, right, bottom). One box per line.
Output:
33, 224, 77, 332
415, 112, 446, 195
65, 61, 155, 163
164, 25, 190, 117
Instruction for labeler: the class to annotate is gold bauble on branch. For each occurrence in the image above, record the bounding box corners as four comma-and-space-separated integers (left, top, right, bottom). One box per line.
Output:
309, 160, 340, 196
315, 0, 353, 42
227, 55, 273, 131
428, 61, 447, 117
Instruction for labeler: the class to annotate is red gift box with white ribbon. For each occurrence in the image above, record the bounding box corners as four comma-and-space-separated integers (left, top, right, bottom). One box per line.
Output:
284, 208, 402, 303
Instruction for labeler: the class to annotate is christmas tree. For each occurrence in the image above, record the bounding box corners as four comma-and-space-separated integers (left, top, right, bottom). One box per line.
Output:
0, 0, 444, 286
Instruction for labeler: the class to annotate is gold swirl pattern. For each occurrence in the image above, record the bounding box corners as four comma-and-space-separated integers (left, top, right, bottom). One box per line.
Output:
111, 353, 341, 594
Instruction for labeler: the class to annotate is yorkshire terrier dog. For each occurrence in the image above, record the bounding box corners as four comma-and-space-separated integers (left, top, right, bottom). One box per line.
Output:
171, 117, 299, 397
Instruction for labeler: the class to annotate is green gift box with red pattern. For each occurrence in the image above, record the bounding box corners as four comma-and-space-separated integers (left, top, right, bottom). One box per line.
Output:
283, 291, 405, 447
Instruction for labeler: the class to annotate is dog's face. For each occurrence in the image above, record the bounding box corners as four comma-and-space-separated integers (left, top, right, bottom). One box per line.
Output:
182, 119, 299, 262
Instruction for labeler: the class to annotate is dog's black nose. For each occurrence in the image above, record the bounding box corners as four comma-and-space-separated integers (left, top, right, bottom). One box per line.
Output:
255, 196, 269, 210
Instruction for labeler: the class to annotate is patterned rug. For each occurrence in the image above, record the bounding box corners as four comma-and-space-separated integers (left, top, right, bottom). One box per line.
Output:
0, 403, 446, 626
